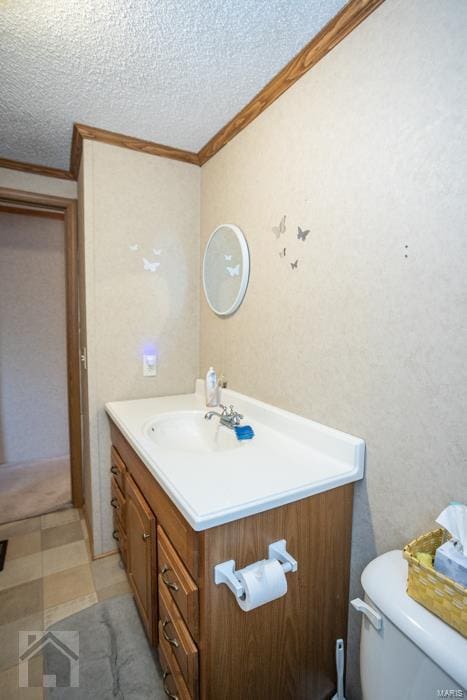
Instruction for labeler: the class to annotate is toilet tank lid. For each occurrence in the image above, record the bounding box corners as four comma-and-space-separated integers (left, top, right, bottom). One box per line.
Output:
361, 550, 467, 691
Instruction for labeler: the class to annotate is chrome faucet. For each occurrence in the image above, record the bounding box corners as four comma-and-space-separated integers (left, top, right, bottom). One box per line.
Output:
205, 404, 243, 429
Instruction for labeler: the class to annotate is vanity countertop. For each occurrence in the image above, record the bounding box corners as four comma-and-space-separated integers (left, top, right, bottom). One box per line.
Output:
105, 380, 365, 531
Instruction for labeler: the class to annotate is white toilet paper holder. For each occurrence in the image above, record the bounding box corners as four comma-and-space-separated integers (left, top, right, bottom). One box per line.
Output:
214, 539, 298, 600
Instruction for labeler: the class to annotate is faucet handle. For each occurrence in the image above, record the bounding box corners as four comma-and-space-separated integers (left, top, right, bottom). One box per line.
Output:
219, 404, 229, 415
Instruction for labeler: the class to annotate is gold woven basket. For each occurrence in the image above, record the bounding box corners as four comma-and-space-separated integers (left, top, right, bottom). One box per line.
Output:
403, 528, 466, 637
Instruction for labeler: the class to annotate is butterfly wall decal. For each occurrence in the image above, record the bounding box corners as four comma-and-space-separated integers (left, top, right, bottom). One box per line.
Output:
129, 244, 139, 251
297, 226, 310, 241
226, 264, 240, 277
143, 258, 160, 272
272, 215, 286, 239
290, 259, 298, 270
279, 248, 286, 258
224, 254, 232, 261
153, 249, 162, 256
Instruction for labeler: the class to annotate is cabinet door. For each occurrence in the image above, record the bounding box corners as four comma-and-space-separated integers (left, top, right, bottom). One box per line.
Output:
126, 473, 156, 644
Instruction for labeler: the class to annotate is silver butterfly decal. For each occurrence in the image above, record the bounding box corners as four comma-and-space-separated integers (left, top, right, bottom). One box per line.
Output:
224, 254, 232, 261
290, 259, 298, 270
226, 264, 240, 277
297, 226, 310, 241
272, 215, 286, 239
153, 249, 162, 256
129, 244, 139, 251
143, 258, 160, 272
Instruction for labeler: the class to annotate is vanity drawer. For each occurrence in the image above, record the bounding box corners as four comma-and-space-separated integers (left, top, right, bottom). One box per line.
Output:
159, 581, 198, 699
159, 637, 192, 700
158, 526, 199, 640
110, 446, 126, 493
112, 514, 127, 567
111, 476, 126, 529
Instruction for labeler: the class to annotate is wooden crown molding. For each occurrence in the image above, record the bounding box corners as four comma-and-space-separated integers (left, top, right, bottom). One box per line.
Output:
0, 0, 382, 179
197, 0, 384, 164
0, 203, 65, 220
69, 123, 200, 178
0, 156, 74, 181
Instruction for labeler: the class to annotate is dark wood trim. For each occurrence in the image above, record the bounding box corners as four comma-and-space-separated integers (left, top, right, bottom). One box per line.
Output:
69, 124, 84, 180
64, 198, 83, 508
0, 203, 65, 220
197, 0, 384, 164
0, 156, 74, 181
1, 0, 382, 176
0, 186, 83, 509
69, 123, 200, 177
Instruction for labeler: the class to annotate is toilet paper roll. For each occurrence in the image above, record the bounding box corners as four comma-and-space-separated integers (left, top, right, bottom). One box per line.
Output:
236, 558, 287, 611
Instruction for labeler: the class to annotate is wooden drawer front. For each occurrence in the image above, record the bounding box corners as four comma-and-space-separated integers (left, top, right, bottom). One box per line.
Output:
110, 446, 126, 493
158, 526, 199, 640
159, 632, 192, 700
112, 514, 127, 567
159, 581, 198, 699
111, 477, 126, 530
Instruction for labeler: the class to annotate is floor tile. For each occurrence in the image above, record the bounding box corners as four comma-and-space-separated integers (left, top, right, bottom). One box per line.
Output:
43, 564, 94, 609
0, 612, 44, 673
40, 509, 79, 531
97, 578, 131, 602
0, 655, 44, 698
44, 592, 98, 629
41, 520, 83, 551
0, 553, 42, 592
91, 553, 127, 591
0, 517, 42, 540
0, 580, 43, 627
6, 532, 42, 561
42, 541, 89, 577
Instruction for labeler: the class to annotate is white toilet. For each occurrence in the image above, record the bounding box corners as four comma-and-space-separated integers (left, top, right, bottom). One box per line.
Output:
352, 550, 466, 699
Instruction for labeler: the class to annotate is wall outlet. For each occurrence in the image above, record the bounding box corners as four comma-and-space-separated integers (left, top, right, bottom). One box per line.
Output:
143, 354, 157, 377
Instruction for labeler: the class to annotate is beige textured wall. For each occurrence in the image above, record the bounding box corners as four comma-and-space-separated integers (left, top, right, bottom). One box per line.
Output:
0, 213, 69, 463
81, 140, 200, 554
199, 1, 467, 697
0, 167, 77, 199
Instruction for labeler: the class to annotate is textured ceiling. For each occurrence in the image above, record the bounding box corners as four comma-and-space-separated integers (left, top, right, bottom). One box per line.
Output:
0, 0, 346, 169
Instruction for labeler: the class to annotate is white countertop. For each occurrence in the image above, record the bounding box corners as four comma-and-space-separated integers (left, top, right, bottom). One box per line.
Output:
105, 380, 365, 531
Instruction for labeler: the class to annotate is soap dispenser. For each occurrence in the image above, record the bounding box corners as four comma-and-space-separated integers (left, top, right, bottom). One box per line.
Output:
205, 367, 219, 407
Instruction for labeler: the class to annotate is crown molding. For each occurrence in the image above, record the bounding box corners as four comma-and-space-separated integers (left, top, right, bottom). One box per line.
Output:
198, 0, 384, 164
0, 203, 65, 220
0, 0, 383, 180
70, 123, 200, 178
0, 156, 74, 181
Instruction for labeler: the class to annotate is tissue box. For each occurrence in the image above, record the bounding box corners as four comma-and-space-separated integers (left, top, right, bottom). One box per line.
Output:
434, 540, 467, 588
403, 528, 467, 637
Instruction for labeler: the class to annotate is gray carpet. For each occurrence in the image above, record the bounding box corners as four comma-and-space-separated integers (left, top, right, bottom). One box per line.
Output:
43, 595, 165, 699
0, 456, 71, 524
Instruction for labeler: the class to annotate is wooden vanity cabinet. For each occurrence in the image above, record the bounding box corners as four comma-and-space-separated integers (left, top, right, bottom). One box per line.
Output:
109, 420, 354, 700
110, 446, 127, 566
126, 473, 157, 645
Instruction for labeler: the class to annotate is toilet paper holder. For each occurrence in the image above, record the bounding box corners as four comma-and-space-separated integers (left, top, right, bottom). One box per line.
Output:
214, 539, 298, 600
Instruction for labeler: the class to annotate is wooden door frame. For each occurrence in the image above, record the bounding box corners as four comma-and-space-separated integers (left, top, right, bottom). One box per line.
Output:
0, 186, 83, 507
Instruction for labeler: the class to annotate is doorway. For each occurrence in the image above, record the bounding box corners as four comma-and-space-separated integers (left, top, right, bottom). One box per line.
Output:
0, 187, 83, 523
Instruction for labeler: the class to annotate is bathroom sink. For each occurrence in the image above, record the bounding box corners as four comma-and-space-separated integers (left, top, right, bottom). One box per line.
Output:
106, 380, 365, 530
144, 410, 241, 453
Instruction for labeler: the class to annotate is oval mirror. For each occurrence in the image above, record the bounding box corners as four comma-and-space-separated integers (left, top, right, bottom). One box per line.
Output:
203, 224, 250, 316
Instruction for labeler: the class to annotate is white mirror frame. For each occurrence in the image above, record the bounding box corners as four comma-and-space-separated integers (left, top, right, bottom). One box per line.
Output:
202, 223, 250, 316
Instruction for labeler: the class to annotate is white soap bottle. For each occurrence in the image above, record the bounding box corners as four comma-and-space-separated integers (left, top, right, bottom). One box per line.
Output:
205, 367, 219, 407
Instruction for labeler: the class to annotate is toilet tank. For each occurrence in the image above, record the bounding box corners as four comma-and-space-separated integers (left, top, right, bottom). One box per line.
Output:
357, 551, 466, 699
